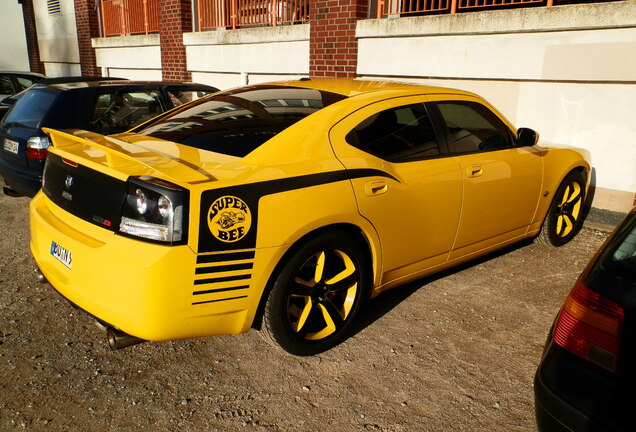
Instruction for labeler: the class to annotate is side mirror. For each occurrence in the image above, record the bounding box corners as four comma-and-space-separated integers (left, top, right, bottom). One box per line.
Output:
517, 128, 539, 147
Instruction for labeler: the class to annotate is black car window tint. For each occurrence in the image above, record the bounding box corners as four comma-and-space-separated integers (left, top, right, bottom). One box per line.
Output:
0, 76, 13, 94
140, 86, 347, 158
165, 86, 217, 107
167, 89, 193, 106
435, 101, 513, 154
345, 103, 441, 162
90, 91, 163, 133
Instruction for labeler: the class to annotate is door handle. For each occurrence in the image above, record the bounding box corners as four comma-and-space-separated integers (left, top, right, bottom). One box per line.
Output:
364, 180, 388, 196
467, 165, 483, 178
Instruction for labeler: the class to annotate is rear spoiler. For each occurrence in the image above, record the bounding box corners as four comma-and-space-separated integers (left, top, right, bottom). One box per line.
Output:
42, 128, 214, 184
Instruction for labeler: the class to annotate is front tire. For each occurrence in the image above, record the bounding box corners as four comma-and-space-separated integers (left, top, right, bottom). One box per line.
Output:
261, 232, 368, 356
537, 170, 586, 247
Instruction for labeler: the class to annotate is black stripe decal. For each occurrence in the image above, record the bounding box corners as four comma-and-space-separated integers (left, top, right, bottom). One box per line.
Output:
196, 251, 255, 264
194, 274, 251, 285
193, 285, 250, 296
229, 168, 398, 196
195, 263, 254, 275
192, 295, 247, 306
198, 168, 398, 253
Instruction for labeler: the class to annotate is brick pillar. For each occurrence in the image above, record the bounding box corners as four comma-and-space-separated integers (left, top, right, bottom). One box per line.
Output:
309, 0, 368, 78
74, 0, 101, 76
159, 0, 192, 82
20, 0, 45, 74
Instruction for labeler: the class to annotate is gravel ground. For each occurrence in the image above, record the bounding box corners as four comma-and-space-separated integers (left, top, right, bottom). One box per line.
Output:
0, 192, 621, 431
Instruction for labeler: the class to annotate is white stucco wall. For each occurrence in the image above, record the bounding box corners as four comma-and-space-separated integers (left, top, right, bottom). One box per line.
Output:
357, 1, 636, 212
33, 0, 80, 76
92, 34, 162, 80
184, 24, 310, 89
0, 1, 30, 70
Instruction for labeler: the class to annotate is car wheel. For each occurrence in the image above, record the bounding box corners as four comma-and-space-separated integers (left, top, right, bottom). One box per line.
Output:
261, 232, 368, 356
537, 170, 586, 247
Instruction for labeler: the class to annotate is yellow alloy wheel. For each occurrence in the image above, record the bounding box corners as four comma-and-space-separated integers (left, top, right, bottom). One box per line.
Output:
262, 231, 367, 355
538, 170, 587, 247
287, 249, 359, 340
555, 181, 582, 238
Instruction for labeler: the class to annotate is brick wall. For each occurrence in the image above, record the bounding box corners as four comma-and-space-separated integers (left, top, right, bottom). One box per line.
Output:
74, 0, 101, 76
309, 0, 368, 78
20, 0, 45, 74
159, 0, 192, 82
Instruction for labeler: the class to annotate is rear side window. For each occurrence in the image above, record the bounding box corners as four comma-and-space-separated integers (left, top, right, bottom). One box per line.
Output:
435, 101, 513, 154
166, 88, 214, 107
1, 89, 58, 129
346, 103, 440, 162
607, 220, 636, 280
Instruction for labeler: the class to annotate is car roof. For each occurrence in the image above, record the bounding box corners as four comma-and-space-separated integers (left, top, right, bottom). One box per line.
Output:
29, 80, 218, 92
267, 78, 472, 98
0, 70, 46, 77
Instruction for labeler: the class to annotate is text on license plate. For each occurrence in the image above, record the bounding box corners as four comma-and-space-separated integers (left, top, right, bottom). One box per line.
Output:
3, 138, 18, 154
50, 241, 72, 269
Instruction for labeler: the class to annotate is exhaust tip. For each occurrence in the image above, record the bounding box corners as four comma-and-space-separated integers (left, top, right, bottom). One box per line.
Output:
106, 327, 146, 350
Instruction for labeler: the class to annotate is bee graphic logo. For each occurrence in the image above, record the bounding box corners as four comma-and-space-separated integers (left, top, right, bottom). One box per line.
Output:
216, 211, 245, 229
208, 196, 252, 243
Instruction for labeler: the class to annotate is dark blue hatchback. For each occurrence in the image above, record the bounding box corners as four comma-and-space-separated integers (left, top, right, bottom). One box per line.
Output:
535, 207, 636, 432
0, 80, 218, 197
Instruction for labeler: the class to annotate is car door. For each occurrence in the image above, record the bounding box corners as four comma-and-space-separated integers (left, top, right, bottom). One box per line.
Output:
329, 96, 463, 286
427, 96, 543, 259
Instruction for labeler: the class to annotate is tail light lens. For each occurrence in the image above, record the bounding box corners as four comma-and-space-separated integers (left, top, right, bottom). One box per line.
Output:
26, 136, 50, 160
553, 279, 624, 372
118, 176, 188, 245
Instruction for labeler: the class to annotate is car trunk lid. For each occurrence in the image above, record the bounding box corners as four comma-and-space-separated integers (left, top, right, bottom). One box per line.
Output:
43, 128, 217, 185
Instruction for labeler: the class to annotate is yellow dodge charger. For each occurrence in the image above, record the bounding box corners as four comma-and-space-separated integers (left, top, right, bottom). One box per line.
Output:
29, 79, 590, 355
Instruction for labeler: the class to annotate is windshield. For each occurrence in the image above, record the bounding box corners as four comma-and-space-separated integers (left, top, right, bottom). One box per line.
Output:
1, 89, 58, 129
139, 86, 347, 158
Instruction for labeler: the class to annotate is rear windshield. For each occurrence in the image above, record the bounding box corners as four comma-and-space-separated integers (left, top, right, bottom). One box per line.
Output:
605, 218, 636, 281
1, 89, 58, 129
138, 86, 347, 158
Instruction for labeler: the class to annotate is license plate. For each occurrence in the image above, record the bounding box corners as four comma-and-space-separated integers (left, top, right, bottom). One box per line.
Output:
50, 241, 72, 269
3, 138, 18, 154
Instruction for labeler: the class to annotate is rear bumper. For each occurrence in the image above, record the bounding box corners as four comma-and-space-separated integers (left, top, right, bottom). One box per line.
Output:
29, 191, 258, 341
534, 342, 624, 432
0, 154, 41, 197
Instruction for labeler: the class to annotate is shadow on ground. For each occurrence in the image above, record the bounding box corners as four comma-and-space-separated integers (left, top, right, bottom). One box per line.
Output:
348, 238, 536, 340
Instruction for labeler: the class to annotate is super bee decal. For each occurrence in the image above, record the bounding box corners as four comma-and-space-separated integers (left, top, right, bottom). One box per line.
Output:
198, 169, 398, 253
207, 196, 252, 243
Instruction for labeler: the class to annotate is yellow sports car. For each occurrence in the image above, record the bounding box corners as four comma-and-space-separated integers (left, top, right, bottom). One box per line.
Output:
29, 79, 590, 355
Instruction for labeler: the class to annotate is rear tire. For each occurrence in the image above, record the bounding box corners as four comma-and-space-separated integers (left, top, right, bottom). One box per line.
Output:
537, 170, 586, 247
261, 231, 369, 356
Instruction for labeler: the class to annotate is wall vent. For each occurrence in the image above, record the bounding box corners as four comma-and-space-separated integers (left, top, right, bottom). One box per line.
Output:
47, 0, 61, 14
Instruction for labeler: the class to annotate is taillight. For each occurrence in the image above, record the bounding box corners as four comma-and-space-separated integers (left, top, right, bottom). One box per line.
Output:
118, 176, 188, 245
553, 279, 624, 372
26, 136, 51, 160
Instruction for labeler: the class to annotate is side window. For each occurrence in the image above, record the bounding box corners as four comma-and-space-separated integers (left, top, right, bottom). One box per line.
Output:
0, 75, 14, 94
346, 103, 440, 162
89, 91, 163, 132
435, 101, 513, 154
15, 76, 37, 91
